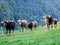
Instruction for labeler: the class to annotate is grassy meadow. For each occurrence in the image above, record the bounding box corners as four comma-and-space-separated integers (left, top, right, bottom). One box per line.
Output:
0, 22, 60, 45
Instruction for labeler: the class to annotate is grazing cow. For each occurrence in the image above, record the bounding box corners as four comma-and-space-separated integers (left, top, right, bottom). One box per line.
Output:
28, 22, 33, 31
28, 20, 38, 31
53, 18, 57, 28
3, 20, 15, 35
43, 15, 53, 30
18, 20, 28, 32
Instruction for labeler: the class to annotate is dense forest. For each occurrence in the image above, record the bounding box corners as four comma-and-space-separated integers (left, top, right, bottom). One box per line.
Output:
0, 0, 60, 25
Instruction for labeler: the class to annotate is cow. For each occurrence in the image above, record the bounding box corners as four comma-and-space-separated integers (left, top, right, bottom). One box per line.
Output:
43, 15, 58, 30
53, 18, 57, 28
43, 15, 54, 30
28, 20, 38, 31
3, 20, 15, 36
18, 20, 28, 32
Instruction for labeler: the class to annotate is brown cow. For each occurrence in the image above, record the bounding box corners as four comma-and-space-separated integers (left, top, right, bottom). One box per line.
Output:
43, 15, 54, 30
43, 15, 58, 30
18, 20, 28, 32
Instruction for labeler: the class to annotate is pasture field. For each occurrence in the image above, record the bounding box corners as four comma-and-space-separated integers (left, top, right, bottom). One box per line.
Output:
0, 22, 60, 45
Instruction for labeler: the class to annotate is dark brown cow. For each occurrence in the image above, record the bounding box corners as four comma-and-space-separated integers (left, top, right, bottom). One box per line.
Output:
18, 20, 28, 32
3, 20, 15, 35
43, 15, 54, 30
28, 21, 38, 31
43, 15, 57, 30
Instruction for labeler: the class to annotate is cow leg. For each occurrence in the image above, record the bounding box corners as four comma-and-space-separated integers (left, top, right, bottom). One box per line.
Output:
54, 23, 57, 28
47, 24, 50, 30
20, 27, 21, 32
32, 26, 34, 30
54, 24, 56, 28
20, 27, 24, 32
11, 29, 14, 36
24, 28, 25, 32
50, 23, 53, 30
22, 29, 24, 32
6, 30, 8, 35
6, 28, 9, 35
31, 28, 32, 31
20, 29, 23, 32
54, 21, 57, 28
56, 22, 57, 28
20, 27, 23, 32
9, 30, 11, 36
33, 26, 37, 31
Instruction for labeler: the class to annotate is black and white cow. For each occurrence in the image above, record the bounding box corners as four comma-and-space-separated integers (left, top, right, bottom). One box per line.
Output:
28, 20, 38, 31
3, 20, 15, 35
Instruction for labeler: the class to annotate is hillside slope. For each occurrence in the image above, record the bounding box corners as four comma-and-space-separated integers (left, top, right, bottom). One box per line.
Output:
0, 22, 60, 45
0, 0, 60, 25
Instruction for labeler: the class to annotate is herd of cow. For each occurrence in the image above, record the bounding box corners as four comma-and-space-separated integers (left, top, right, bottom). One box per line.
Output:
1, 15, 57, 35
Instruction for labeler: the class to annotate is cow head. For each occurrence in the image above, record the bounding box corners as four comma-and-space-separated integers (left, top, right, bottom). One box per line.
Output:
43, 15, 51, 19
3, 20, 8, 25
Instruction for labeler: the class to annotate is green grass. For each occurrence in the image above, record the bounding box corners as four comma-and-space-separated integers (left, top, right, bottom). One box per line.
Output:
0, 22, 60, 45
